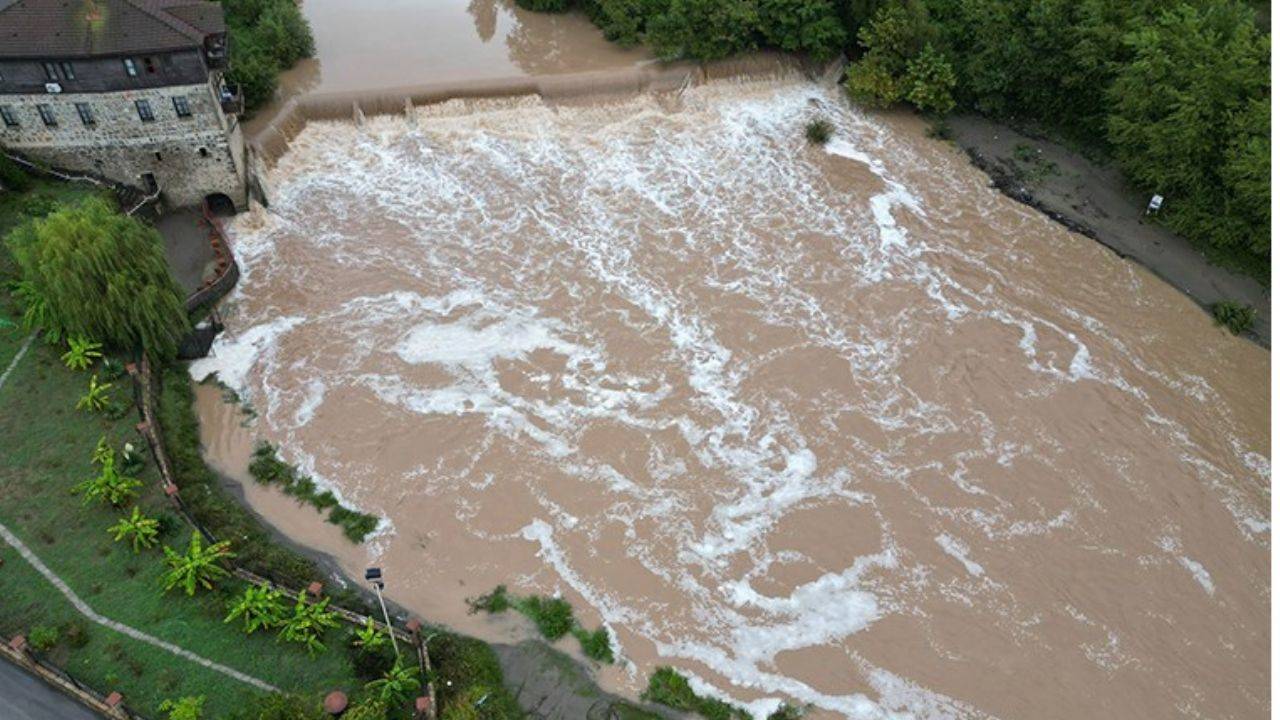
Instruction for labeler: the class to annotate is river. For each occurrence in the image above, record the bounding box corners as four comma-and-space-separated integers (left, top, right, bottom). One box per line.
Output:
193, 3, 1270, 718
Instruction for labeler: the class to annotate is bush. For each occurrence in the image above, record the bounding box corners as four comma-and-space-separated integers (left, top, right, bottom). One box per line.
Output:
643, 667, 749, 720
0, 154, 31, 193
428, 632, 524, 720
346, 631, 398, 682
515, 595, 574, 640
27, 625, 59, 651
1212, 301, 1256, 335
804, 119, 833, 145
571, 626, 614, 663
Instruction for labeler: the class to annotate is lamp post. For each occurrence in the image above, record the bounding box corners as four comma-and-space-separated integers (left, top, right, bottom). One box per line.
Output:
365, 567, 400, 660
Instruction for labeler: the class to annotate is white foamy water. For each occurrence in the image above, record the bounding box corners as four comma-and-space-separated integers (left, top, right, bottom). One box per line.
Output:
194, 79, 1269, 719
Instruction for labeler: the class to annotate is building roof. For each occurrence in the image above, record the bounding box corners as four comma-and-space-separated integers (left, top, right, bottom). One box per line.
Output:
0, 0, 225, 58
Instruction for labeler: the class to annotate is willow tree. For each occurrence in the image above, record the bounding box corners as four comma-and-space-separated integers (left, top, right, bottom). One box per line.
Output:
6, 197, 189, 359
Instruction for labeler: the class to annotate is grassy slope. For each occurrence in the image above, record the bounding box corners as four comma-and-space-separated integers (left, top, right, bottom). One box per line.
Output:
0, 182, 363, 717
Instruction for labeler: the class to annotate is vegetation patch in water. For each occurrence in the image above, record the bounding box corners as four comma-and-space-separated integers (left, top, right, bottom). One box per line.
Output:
804, 118, 834, 145
1212, 301, 1256, 335
470, 585, 615, 663
249, 441, 380, 543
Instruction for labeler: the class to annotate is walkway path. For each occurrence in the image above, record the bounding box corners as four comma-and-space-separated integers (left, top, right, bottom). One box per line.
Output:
0, 333, 279, 695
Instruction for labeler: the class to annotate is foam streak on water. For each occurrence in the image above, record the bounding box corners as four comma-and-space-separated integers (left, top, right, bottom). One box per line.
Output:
195, 80, 1269, 719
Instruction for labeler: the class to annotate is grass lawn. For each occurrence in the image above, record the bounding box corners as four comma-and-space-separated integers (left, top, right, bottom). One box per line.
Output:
0, 181, 366, 717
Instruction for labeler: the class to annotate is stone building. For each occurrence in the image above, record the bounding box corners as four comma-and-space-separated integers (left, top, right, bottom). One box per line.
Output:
0, 0, 248, 210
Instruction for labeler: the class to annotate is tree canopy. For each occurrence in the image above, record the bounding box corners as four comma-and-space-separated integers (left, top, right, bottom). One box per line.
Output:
6, 197, 189, 359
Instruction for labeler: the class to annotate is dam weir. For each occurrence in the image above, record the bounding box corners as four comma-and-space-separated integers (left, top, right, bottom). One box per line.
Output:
195, 61, 1269, 719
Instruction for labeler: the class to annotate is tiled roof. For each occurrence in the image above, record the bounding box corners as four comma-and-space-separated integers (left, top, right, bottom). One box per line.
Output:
0, 0, 225, 58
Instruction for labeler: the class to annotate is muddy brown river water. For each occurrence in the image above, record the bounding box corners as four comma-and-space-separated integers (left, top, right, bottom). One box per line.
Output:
194, 3, 1270, 718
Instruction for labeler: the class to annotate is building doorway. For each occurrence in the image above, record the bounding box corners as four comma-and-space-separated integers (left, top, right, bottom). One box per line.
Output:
204, 192, 235, 217
140, 172, 158, 194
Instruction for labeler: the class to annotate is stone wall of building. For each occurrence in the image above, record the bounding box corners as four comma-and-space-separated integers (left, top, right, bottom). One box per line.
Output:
0, 78, 246, 209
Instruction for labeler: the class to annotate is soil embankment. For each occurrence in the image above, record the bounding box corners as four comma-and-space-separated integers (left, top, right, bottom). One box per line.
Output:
947, 114, 1270, 346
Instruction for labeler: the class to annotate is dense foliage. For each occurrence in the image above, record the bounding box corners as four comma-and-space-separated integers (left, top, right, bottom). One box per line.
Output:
522, 0, 1270, 274
846, 0, 1270, 274
221, 0, 316, 111
5, 197, 189, 358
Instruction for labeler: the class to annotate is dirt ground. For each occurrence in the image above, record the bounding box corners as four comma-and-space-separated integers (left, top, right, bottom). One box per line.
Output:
946, 115, 1270, 347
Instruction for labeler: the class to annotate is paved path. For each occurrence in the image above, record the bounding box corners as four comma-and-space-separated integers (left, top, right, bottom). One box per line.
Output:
0, 658, 100, 720
0, 333, 279, 695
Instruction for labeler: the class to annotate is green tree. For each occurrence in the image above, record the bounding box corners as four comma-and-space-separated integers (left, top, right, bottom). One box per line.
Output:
73, 454, 142, 507
224, 584, 287, 634
278, 590, 340, 655
161, 531, 235, 596
108, 507, 160, 552
904, 42, 955, 114
757, 0, 847, 60
1106, 3, 1268, 265
578, 0, 667, 46
647, 0, 759, 61
60, 336, 102, 371
844, 0, 940, 108
5, 197, 189, 359
366, 661, 421, 706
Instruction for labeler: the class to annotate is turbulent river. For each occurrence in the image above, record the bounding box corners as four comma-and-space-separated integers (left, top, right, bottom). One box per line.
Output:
192, 10, 1270, 716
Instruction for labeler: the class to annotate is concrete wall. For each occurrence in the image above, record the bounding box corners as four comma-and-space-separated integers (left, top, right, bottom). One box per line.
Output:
0, 78, 246, 209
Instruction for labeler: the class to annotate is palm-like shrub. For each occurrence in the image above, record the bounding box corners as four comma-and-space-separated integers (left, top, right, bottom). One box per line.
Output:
108, 507, 160, 552
161, 531, 235, 596
91, 436, 114, 467
365, 661, 421, 706
61, 337, 103, 371
352, 617, 389, 650
73, 455, 142, 507
279, 590, 339, 655
224, 584, 287, 634
75, 374, 112, 412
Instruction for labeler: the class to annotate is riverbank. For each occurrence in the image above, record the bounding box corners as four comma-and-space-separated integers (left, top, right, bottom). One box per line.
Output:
190, 379, 673, 719
945, 114, 1270, 347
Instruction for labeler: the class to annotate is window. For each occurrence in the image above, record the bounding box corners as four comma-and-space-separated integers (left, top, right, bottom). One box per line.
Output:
154, 151, 162, 162
142, 56, 156, 74
123, 58, 138, 77
43, 62, 57, 80
75, 102, 94, 126
135, 99, 154, 122
36, 104, 55, 127
59, 62, 75, 80
0, 106, 17, 128
171, 95, 191, 118
197, 147, 209, 158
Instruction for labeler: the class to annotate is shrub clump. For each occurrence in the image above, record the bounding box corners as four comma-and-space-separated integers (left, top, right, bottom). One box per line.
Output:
249, 441, 380, 543
469, 585, 614, 663
642, 667, 749, 720
428, 632, 524, 719
1212, 301, 1256, 335
804, 119, 833, 145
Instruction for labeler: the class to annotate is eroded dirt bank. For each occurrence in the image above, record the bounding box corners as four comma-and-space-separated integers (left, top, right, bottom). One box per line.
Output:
194, 77, 1269, 719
